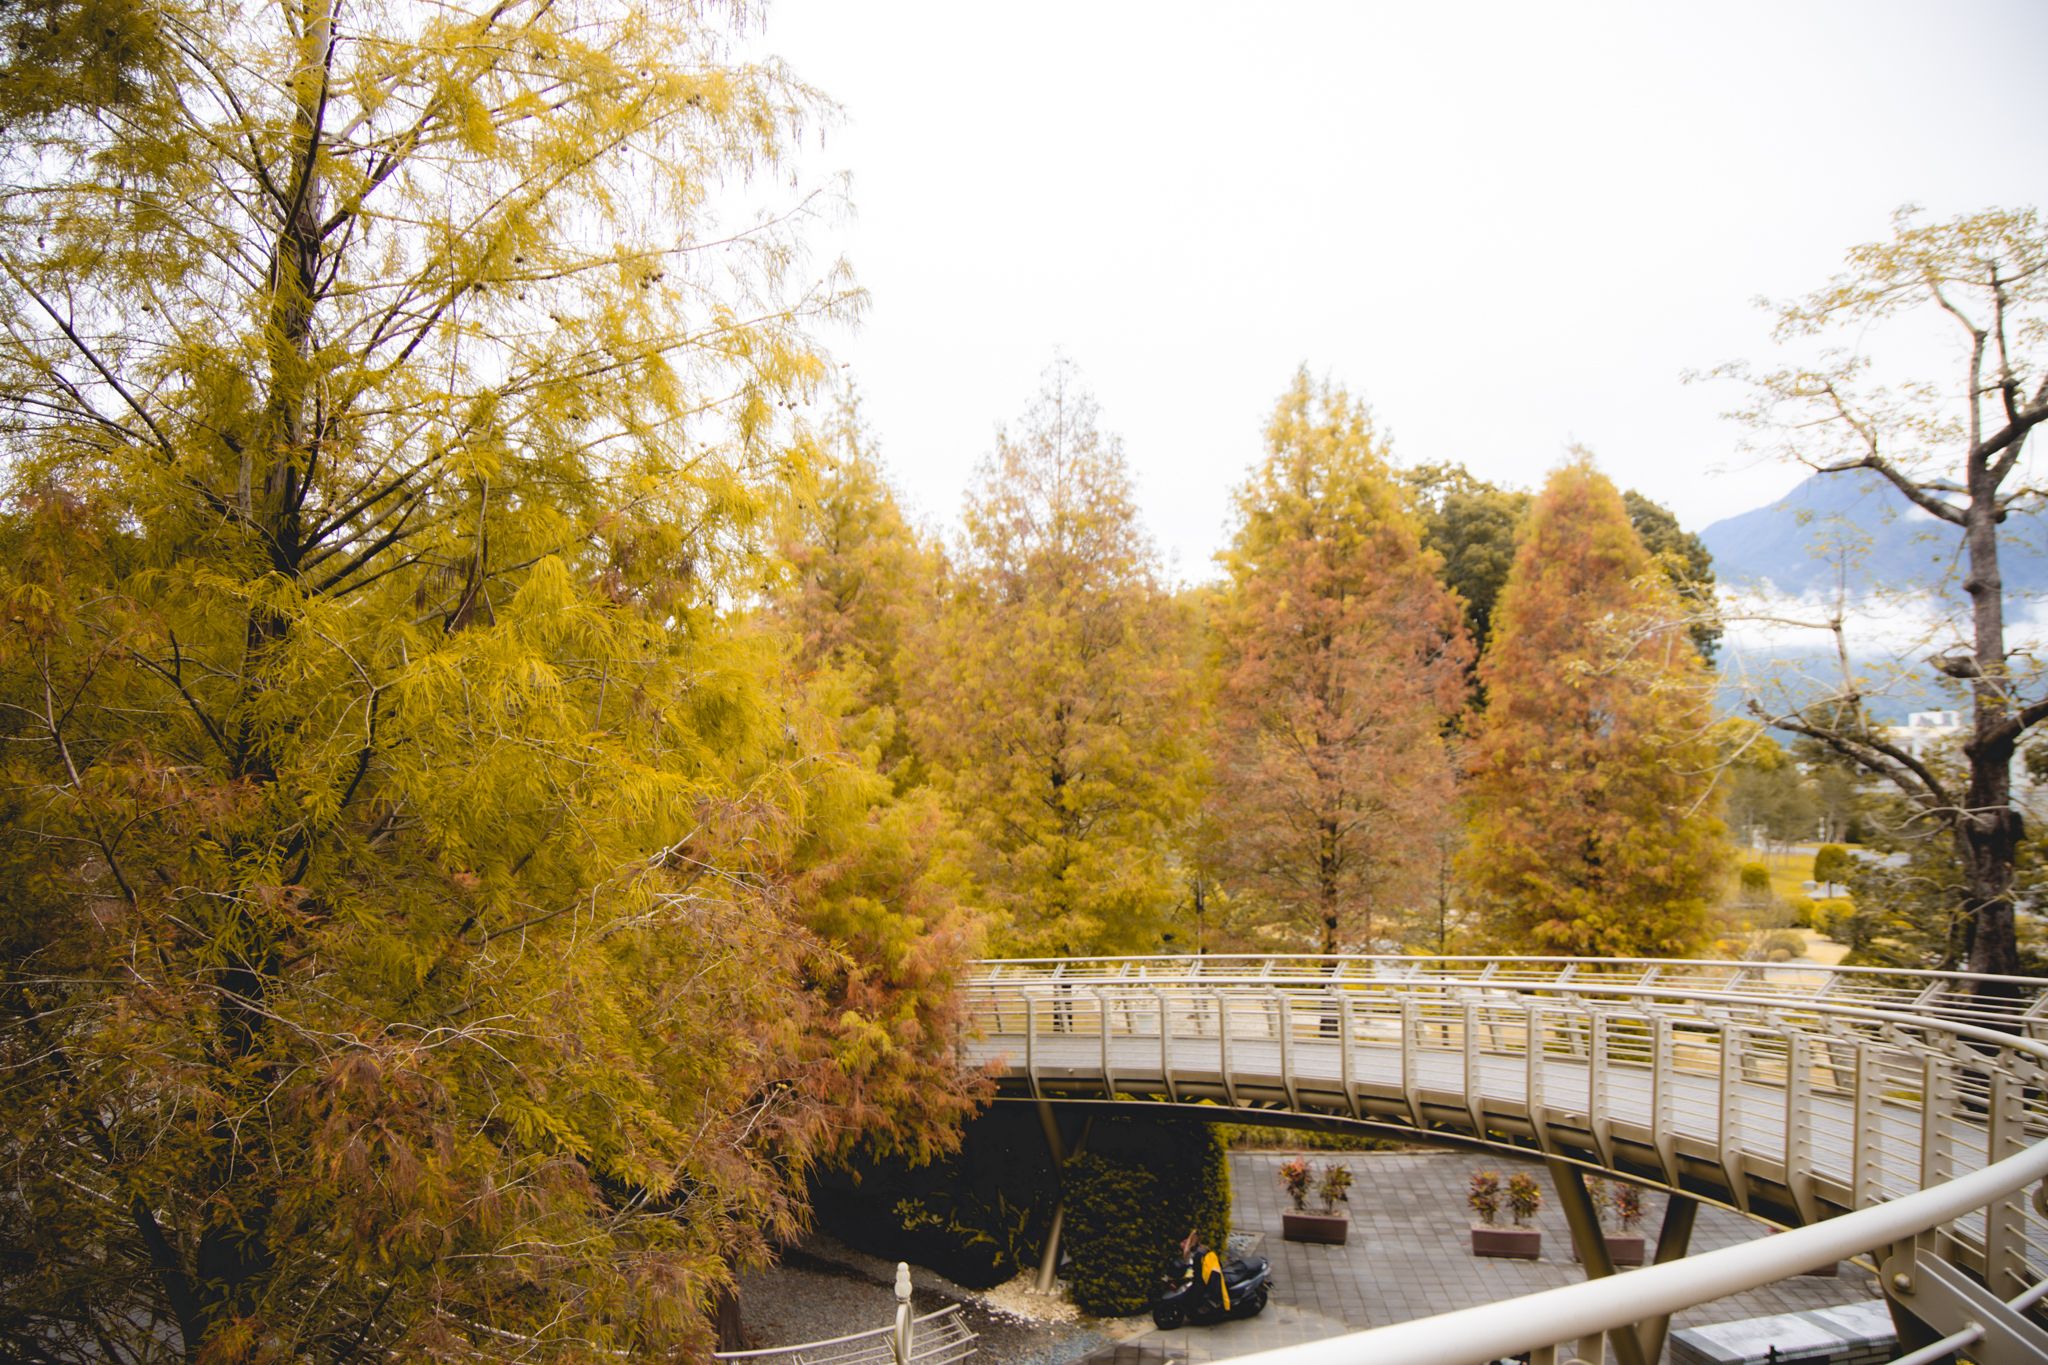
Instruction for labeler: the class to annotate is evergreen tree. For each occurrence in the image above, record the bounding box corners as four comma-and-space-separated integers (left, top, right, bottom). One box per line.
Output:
1210, 373, 1472, 954
907, 362, 1198, 955
1462, 458, 1724, 957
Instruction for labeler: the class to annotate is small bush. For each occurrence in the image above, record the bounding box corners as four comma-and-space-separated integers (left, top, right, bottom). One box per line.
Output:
1278, 1157, 1311, 1211
1505, 1172, 1542, 1226
1760, 928, 1806, 961
1317, 1161, 1353, 1213
1063, 1118, 1230, 1316
1813, 844, 1853, 886
1468, 1170, 1501, 1225
1785, 894, 1819, 929
1738, 861, 1771, 898
1613, 1182, 1644, 1232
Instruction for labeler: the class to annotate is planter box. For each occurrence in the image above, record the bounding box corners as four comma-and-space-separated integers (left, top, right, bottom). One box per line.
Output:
1471, 1224, 1542, 1259
1571, 1232, 1646, 1267
1282, 1210, 1350, 1245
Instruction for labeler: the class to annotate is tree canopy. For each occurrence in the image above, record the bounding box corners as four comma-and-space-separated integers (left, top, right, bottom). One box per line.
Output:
1210, 373, 1471, 953
0, 2, 982, 1358
1462, 459, 1724, 957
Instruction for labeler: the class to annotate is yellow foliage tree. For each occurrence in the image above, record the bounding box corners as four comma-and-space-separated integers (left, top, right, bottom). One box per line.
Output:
908, 362, 1199, 956
0, 1, 982, 1358
1462, 458, 1725, 957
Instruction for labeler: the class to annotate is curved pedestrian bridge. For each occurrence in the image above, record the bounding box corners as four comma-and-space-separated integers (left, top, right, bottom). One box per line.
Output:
961, 956, 2048, 1365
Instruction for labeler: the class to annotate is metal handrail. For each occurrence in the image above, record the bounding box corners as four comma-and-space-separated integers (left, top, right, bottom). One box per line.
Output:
962, 955, 2048, 1364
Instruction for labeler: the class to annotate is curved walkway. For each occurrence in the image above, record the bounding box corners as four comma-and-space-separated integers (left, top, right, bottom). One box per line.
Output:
962, 956, 2048, 1364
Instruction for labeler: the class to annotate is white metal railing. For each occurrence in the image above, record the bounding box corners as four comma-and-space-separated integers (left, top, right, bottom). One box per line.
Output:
962, 955, 2048, 1364
712, 1263, 975, 1365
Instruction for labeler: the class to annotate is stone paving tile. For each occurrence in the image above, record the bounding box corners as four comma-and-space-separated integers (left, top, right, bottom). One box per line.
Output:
1127, 1152, 1880, 1363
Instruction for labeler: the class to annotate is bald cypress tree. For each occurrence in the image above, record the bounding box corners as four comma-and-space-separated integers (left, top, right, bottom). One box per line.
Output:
1210, 372, 1471, 954
1462, 458, 1724, 957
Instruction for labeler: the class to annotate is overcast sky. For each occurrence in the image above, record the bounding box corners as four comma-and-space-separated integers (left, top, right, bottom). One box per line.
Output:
749, 1, 2048, 582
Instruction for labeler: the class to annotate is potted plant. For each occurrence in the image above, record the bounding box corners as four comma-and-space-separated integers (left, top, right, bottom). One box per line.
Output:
1470, 1169, 1542, 1259
1280, 1158, 1352, 1244
1474, 1170, 1540, 1268
1570, 1178, 1646, 1268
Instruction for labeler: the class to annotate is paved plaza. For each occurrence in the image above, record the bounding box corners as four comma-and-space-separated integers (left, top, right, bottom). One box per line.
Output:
1118, 1151, 1881, 1362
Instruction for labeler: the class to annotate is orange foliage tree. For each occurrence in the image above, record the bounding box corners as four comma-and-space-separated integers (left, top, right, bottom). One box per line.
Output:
1461, 458, 1724, 957
1209, 373, 1472, 954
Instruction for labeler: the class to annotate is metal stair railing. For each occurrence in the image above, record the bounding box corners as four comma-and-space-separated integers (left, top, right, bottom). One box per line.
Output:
711, 1264, 976, 1365
963, 956, 2048, 1364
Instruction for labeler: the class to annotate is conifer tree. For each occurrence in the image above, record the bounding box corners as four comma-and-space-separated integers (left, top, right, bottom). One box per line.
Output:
0, 3, 982, 1359
773, 395, 939, 783
1210, 372, 1472, 954
907, 362, 1198, 956
1462, 458, 1724, 957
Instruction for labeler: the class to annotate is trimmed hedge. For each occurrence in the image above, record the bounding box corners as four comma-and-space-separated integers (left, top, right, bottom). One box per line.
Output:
811, 1107, 1058, 1289
1062, 1117, 1231, 1316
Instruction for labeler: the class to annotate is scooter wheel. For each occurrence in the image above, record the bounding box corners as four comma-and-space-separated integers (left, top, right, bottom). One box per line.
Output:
1242, 1286, 1269, 1316
1151, 1305, 1184, 1330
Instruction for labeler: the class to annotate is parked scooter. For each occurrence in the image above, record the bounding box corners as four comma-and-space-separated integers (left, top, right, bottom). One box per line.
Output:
1150, 1242, 1273, 1329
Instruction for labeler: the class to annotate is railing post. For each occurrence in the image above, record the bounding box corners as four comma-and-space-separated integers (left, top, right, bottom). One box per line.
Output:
1787, 1032, 1819, 1222
1157, 988, 1177, 1104
1589, 1012, 1614, 1168
1986, 1071, 2027, 1295
1096, 987, 1113, 1098
1851, 1040, 1881, 1208
893, 1262, 912, 1364
1527, 1004, 1554, 1153
1652, 1014, 1678, 1185
1340, 992, 1359, 1119
1278, 990, 1298, 1110
1465, 1000, 1487, 1137
1719, 1025, 1750, 1213
1025, 994, 1040, 1101
1400, 996, 1424, 1130
1218, 990, 1236, 1108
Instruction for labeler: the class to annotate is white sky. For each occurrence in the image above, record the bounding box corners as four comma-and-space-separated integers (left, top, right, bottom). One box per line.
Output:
750, 0, 2048, 582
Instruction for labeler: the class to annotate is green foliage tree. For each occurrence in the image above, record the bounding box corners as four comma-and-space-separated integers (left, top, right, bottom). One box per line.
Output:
0, 3, 983, 1359
907, 362, 1198, 955
1813, 843, 1853, 887
1406, 466, 1717, 670
1404, 462, 1529, 659
1721, 726, 1821, 850
1621, 489, 1722, 660
1724, 207, 2048, 986
1462, 458, 1725, 957
1210, 373, 1471, 953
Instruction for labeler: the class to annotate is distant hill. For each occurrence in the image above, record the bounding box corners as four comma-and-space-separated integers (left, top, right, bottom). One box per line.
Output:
1699, 469, 2048, 599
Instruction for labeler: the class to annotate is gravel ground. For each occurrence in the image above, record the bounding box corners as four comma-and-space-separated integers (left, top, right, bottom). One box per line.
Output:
731, 1232, 1136, 1364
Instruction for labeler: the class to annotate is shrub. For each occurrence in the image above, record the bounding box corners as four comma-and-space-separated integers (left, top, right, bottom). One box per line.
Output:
1738, 861, 1771, 899
1613, 1182, 1644, 1232
811, 1108, 1058, 1289
1506, 1172, 1543, 1226
1468, 1170, 1501, 1225
1585, 1176, 1611, 1226
1278, 1157, 1311, 1211
1063, 1118, 1231, 1316
1317, 1161, 1353, 1213
1786, 894, 1819, 929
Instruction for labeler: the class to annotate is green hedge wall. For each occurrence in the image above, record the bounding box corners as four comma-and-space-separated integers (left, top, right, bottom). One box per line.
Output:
810, 1107, 1058, 1289
1063, 1117, 1231, 1316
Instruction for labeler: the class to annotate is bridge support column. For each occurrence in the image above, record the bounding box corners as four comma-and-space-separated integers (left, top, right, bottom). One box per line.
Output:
1636, 1193, 1697, 1364
1546, 1159, 1648, 1365
1034, 1102, 1090, 1293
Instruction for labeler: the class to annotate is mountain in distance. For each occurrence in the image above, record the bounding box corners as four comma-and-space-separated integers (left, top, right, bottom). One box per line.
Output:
1699, 468, 2048, 599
